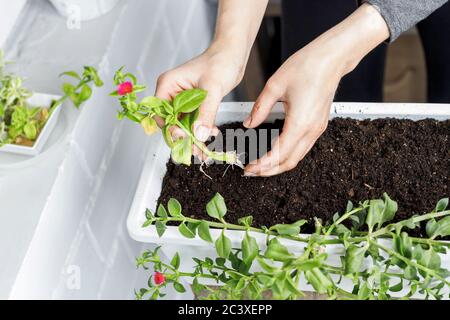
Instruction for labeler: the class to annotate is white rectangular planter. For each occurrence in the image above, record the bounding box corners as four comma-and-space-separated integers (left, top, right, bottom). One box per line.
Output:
127, 102, 450, 295
0, 93, 62, 156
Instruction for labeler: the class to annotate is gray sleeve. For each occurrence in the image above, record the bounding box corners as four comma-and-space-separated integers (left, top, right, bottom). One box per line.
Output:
359, 0, 448, 42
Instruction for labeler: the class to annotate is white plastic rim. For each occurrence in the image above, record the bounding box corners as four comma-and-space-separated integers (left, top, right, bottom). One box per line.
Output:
0, 93, 62, 156
49, 0, 120, 21
127, 102, 450, 295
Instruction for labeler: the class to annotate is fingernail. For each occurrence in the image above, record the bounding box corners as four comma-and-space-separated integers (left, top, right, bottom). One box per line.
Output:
243, 116, 252, 128
194, 124, 210, 142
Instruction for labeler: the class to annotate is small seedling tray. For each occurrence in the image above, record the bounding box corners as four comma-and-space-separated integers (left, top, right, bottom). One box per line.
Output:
0, 93, 62, 156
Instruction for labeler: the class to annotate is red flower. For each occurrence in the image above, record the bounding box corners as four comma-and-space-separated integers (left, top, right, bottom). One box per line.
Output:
117, 81, 133, 96
154, 272, 166, 285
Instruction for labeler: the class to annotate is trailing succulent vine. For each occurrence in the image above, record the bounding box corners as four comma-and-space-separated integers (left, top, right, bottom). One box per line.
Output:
136, 193, 450, 300
111, 67, 242, 168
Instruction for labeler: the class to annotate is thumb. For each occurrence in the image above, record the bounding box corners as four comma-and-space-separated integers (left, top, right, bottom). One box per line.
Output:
193, 83, 223, 142
244, 81, 281, 129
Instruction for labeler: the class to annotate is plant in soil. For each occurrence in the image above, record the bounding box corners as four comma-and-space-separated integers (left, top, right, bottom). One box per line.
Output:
111, 67, 242, 167
0, 50, 103, 147
136, 193, 450, 300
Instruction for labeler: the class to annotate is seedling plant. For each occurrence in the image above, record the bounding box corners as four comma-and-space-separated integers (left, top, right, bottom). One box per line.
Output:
111, 67, 242, 168
0, 50, 103, 147
136, 193, 450, 300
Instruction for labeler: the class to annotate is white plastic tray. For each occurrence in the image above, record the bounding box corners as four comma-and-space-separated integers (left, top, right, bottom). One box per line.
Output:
128, 102, 450, 244
0, 93, 62, 156
127, 102, 450, 295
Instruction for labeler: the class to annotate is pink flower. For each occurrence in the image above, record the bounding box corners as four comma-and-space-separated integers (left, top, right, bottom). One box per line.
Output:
154, 272, 166, 285
117, 81, 133, 96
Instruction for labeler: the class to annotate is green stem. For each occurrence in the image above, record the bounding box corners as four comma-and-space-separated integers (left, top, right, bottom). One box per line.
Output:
175, 120, 239, 164
51, 80, 86, 112
370, 240, 450, 287
159, 216, 311, 243
324, 207, 366, 237
371, 210, 450, 239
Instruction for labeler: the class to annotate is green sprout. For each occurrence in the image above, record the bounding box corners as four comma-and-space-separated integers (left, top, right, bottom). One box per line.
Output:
111, 67, 242, 168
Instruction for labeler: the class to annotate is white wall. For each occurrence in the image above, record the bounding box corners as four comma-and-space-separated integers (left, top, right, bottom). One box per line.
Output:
0, 0, 27, 47
7, 0, 216, 300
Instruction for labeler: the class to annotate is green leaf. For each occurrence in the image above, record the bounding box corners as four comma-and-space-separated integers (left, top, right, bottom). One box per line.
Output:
206, 193, 227, 221
79, 84, 92, 103
173, 282, 186, 293
62, 83, 75, 96
418, 248, 441, 274
241, 232, 258, 265
171, 138, 192, 166
435, 198, 449, 212
162, 125, 174, 148
366, 199, 383, 231
379, 193, 398, 228
215, 230, 231, 259
197, 221, 213, 243
389, 279, 404, 292
344, 244, 367, 274
60, 71, 81, 80
295, 259, 321, 271
357, 283, 371, 300
265, 238, 293, 261
23, 123, 37, 140
155, 221, 166, 237
145, 208, 154, 220
140, 96, 163, 110
404, 266, 418, 280
161, 100, 174, 115
305, 268, 332, 295
270, 220, 307, 236
238, 216, 253, 227
192, 278, 206, 295
167, 198, 182, 217
179, 108, 200, 132
257, 274, 275, 286
178, 222, 195, 239
170, 252, 180, 269
157, 204, 168, 218
140, 117, 158, 135
256, 257, 277, 273
366, 194, 398, 230
173, 88, 207, 114
428, 216, 450, 238
142, 220, 153, 228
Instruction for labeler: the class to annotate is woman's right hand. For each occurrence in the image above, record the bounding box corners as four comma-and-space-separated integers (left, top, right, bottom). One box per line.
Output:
155, 42, 246, 143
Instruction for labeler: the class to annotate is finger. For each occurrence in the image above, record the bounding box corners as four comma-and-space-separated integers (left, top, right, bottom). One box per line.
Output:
256, 136, 317, 177
194, 80, 223, 142
244, 80, 282, 129
193, 145, 209, 162
155, 72, 179, 101
244, 115, 300, 175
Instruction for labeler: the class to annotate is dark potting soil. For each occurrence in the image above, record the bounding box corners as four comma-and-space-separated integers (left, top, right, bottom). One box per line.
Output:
158, 118, 449, 236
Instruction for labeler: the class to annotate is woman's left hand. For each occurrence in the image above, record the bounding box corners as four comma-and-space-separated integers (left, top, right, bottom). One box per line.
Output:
243, 3, 389, 177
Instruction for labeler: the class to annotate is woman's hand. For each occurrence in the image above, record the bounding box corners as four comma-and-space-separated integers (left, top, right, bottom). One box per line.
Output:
244, 3, 389, 176
155, 43, 246, 143
155, 0, 268, 149
243, 48, 341, 176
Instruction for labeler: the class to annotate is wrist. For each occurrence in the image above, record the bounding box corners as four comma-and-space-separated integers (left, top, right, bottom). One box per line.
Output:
206, 38, 249, 78
308, 3, 389, 77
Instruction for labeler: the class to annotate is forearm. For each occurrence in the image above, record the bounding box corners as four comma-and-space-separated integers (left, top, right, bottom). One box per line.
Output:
296, 3, 389, 78
209, 0, 268, 66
